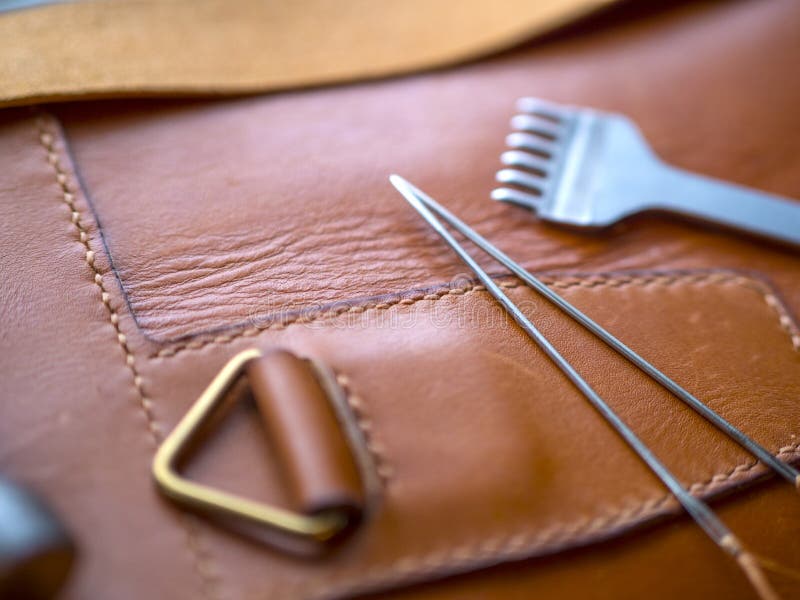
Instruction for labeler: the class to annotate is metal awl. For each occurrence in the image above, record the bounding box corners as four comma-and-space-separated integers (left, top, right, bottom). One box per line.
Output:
390, 174, 795, 600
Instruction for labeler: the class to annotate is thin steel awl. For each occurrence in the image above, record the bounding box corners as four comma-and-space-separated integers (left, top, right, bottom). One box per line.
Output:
389, 174, 795, 600
391, 175, 800, 490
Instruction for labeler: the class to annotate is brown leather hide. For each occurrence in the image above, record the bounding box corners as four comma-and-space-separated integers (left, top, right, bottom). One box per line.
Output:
1, 1, 799, 599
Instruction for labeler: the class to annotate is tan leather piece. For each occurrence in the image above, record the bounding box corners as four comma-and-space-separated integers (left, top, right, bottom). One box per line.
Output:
0, 0, 613, 108
1, 1, 799, 599
245, 350, 364, 517
54, 0, 800, 344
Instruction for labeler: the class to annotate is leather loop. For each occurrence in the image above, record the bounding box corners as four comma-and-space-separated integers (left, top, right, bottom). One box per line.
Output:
246, 350, 364, 521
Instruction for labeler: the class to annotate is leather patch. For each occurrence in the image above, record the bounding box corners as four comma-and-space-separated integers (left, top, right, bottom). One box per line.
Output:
141, 270, 800, 599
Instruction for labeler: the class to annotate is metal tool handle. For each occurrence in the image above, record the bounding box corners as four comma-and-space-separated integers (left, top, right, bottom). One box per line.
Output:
653, 165, 800, 247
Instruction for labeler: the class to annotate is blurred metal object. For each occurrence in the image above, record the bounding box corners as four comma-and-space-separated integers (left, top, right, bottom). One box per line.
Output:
492, 97, 800, 247
0, 477, 75, 600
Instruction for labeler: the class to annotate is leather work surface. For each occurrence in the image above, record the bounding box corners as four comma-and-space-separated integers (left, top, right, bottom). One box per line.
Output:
1, 1, 800, 600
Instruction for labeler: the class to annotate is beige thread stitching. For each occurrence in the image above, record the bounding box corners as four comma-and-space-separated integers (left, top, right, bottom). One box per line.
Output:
35, 115, 223, 600
335, 374, 393, 484
763, 292, 800, 351
311, 444, 800, 599
152, 270, 800, 358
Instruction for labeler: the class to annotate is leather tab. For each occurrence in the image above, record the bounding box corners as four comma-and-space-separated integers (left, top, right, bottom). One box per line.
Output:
246, 350, 364, 521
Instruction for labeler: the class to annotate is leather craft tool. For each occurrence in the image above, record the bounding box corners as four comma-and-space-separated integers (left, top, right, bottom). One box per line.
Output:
492, 98, 800, 247
390, 174, 798, 600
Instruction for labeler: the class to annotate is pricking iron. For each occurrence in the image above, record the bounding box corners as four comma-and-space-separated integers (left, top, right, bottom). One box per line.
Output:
492, 98, 800, 247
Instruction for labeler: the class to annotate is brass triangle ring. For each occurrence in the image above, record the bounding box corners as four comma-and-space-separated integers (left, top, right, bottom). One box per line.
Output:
152, 348, 361, 542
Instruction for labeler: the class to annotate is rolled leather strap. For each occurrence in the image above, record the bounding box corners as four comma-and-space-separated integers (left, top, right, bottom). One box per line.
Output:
246, 350, 364, 520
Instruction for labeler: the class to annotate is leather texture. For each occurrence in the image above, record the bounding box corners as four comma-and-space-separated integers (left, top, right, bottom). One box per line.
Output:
1, 1, 799, 599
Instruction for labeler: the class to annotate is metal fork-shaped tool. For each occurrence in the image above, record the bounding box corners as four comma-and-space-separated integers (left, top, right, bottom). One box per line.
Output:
492, 98, 800, 247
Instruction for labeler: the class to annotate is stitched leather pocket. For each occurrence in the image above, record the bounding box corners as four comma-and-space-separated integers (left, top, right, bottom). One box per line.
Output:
143, 270, 800, 599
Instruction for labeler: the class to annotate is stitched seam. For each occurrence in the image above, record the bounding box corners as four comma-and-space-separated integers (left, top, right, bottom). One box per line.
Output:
762, 291, 800, 351
709, 273, 800, 352
335, 374, 393, 484
35, 115, 223, 600
153, 270, 794, 359
310, 444, 800, 599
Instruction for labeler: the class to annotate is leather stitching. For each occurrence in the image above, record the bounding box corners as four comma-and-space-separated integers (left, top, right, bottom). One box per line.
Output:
151, 270, 800, 358
309, 444, 800, 600
38, 125, 161, 441
336, 374, 393, 485
34, 114, 225, 600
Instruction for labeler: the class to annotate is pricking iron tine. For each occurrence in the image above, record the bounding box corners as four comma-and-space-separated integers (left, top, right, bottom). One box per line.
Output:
501, 150, 550, 174
505, 132, 557, 158
510, 114, 561, 139
494, 101, 565, 213
389, 175, 793, 600
496, 168, 545, 195
516, 97, 572, 121
490, 187, 543, 211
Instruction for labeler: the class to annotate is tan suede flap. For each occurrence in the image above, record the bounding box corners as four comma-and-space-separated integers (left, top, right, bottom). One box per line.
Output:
0, 0, 613, 107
